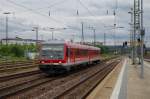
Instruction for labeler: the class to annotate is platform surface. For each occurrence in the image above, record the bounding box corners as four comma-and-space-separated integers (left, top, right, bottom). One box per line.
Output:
87, 58, 150, 99
127, 60, 150, 99
86, 59, 123, 99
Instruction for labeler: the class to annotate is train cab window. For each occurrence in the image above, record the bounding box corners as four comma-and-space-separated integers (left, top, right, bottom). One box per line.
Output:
41, 44, 64, 59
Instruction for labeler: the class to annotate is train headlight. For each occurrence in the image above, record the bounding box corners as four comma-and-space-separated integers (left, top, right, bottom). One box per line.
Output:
59, 61, 62, 63
41, 61, 45, 64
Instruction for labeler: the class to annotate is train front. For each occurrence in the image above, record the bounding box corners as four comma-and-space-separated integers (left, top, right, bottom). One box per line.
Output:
39, 41, 66, 74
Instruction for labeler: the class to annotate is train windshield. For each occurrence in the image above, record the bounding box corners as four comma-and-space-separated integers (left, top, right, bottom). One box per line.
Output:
41, 44, 64, 59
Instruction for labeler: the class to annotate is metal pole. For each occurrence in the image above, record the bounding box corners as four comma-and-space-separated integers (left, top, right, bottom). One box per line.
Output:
129, 8, 134, 64
36, 27, 38, 44
140, 0, 144, 78
114, 24, 116, 54
133, 0, 136, 64
35, 27, 39, 53
88, 26, 96, 45
81, 22, 84, 43
6, 16, 8, 45
3, 12, 11, 45
32, 27, 39, 52
93, 29, 96, 46
52, 31, 54, 40
131, 9, 134, 64
104, 33, 106, 45
114, 9, 117, 54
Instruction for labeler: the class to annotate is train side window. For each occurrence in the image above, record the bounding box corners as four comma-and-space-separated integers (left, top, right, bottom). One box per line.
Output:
66, 48, 68, 57
66, 47, 71, 57
77, 49, 80, 57
70, 48, 73, 56
75, 49, 78, 56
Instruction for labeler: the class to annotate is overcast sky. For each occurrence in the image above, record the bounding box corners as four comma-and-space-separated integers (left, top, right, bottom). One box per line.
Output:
0, 0, 150, 45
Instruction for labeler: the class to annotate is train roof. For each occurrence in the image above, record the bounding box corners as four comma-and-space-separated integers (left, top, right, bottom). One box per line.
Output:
41, 40, 65, 45
66, 42, 100, 50
41, 40, 100, 51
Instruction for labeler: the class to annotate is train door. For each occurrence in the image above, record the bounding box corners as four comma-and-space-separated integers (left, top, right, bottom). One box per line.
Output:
70, 48, 74, 63
89, 50, 91, 64
66, 47, 70, 63
73, 49, 76, 63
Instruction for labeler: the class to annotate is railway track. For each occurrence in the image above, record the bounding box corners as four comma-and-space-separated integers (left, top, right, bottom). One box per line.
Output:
56, 61, 119, 99
0, 70, 41, 82
0, 57, 117, 72
0, 60, 37, 66
144, 55, 150, 59
37, 60, 120, 99
144, 55, 150, 62
0, 70, 56, 98
144, 59, 150, 62
0, 60, 38, 72
5, 58, 121, 99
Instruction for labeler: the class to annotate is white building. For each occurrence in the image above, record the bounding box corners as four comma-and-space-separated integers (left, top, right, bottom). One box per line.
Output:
1, 38, 43, 45
76, 41, 103, 46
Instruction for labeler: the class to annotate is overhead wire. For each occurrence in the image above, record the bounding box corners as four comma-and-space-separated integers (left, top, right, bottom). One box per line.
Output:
0, 15, 35, 31
4, 0, 112, 34
36, 0, 69, 10
77, 0, 106, 26
1, 0, 99, 41
6, 0, 67, 26
77, 0, 96, 17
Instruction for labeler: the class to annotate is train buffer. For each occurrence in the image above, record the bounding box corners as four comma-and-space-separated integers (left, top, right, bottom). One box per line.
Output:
87, 58, 150, 99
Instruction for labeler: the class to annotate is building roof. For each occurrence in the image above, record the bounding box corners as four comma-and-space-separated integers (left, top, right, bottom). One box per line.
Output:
1, 38, 44, 42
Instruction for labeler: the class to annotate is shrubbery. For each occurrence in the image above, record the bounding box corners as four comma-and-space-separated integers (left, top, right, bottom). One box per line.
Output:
0, 44, 36, 57
96, 45, 109, 54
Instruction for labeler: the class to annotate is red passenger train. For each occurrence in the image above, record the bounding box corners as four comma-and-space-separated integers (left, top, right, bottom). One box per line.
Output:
39, 40, 101, 74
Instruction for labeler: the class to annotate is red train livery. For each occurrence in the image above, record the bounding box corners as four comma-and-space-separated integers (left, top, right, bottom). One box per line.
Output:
39, 40, 101, 74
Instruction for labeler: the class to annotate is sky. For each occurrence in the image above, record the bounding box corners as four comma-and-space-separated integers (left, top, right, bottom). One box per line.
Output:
0, 0, 150, 46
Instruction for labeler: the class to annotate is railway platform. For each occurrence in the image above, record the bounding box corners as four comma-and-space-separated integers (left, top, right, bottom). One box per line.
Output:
127, 60, 150, 99
87, 58, 150, 99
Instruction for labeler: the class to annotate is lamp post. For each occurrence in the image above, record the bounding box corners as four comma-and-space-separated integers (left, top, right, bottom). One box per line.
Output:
32, 27, 39, 53
3, 12, 11, 45
32, 27, 39, 45
49, 28, 54, 40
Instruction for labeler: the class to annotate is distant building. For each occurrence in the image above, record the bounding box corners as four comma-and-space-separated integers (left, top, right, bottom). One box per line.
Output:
0, 38, 44, 45
76, 41, 103, 46
94, 42, 103, 45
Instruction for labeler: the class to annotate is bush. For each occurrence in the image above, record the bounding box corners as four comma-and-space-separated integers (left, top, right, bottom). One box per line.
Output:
0, 44, 36, 58
10, 45, 24, 57
96, 45, 109, 54
0, 45, 11, 56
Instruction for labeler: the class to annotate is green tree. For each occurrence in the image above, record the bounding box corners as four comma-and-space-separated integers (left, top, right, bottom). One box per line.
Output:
10, 44, 24, 57
96, 45, 109, 54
